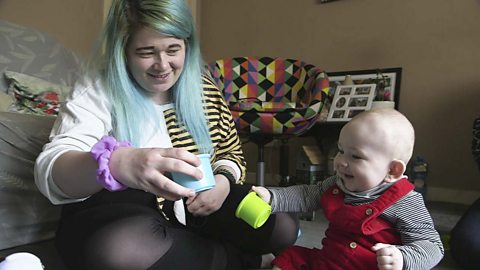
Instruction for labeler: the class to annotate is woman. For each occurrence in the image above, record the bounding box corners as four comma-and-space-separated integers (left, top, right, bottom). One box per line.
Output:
34, 0, 298, 269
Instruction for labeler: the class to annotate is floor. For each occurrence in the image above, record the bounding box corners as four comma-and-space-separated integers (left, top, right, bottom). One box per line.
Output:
294, 201, 467, 270
0, 202, 468, 270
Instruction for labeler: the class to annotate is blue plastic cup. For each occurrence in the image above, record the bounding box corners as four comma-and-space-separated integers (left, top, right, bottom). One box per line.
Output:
171, 154, 216, 192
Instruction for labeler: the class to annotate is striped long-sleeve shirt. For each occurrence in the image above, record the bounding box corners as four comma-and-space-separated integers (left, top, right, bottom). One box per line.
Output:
164, 75, 247, 182
269, 176, 444, 270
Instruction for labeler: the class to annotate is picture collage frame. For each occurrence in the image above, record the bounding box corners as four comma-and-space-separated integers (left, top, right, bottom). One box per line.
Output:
326, 84, 376, 122
327, 67, 402, 109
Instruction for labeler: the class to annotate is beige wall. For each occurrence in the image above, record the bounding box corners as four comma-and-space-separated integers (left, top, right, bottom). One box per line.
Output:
0, 0, 105, 58
200, 0, 480, 204
0, 0, 197, 58
104, 0, 113, 21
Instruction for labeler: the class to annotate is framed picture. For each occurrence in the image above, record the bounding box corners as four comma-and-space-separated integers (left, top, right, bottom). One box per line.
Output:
327, 84, 376, 122
326, 67, 402, 109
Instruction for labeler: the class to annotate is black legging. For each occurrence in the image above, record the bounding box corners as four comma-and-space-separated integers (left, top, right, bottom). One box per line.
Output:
55, 183, 299, 270
450, 198, 480, 270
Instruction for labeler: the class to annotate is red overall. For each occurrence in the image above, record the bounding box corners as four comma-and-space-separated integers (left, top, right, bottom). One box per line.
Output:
273, 178, 414, 270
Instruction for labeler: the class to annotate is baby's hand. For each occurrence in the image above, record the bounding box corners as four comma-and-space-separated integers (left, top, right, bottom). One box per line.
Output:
251, 186, 271, 204
371, 243, 403, 270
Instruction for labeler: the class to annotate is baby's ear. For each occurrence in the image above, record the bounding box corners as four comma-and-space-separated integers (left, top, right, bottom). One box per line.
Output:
385, 160, 406, 182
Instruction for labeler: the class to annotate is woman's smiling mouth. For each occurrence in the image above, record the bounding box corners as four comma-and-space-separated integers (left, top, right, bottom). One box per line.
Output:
148, 72, 170, 80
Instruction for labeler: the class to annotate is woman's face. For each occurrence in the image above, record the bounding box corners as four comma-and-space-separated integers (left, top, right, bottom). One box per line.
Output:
126, 27, 186, 104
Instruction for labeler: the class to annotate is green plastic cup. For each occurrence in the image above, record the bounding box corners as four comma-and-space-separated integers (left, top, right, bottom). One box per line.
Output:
235, 192, 272, 229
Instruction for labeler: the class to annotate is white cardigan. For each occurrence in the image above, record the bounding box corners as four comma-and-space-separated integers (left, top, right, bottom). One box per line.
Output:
34, 77, 238, 205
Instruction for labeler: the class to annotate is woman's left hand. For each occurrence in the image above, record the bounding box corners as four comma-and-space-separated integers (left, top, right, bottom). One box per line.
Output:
185, 174, 230, 216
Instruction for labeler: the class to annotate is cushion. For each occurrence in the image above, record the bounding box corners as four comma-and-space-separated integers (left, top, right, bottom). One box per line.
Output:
4, 71, 70, 116
207, 57, 330, 135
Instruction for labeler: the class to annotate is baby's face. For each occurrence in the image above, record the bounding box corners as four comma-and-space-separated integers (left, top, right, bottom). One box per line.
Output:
334, 117, 393, 193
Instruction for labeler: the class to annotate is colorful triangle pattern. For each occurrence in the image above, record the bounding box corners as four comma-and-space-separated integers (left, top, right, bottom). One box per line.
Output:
208, 56, 330, 135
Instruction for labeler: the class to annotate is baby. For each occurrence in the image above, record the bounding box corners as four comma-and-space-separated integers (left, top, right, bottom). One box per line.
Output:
253, 108, 444, 270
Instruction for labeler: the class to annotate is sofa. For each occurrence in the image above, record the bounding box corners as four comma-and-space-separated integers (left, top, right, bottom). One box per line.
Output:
0, 20, 81, 269
0, 112, 67, 269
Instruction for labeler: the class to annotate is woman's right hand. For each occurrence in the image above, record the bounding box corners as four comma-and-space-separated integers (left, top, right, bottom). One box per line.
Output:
109, 147, 202, 200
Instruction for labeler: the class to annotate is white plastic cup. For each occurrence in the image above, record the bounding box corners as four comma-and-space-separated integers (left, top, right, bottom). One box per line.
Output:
0, 252, 44, 270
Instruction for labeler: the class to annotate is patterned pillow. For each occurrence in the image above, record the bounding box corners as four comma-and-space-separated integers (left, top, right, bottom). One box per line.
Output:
4, 71, 70, 116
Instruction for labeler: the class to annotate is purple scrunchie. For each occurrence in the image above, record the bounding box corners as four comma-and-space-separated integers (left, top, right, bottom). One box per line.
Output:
90, 136, 132, 191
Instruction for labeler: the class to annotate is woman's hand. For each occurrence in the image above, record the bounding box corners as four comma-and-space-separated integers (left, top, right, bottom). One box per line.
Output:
109, 147, 202, 201
185, 174, 230, 216
371, 243, 404, 270
251, 186, 271, 204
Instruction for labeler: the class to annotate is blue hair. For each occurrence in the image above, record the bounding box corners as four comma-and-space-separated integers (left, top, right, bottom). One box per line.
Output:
89, 0, 211, 153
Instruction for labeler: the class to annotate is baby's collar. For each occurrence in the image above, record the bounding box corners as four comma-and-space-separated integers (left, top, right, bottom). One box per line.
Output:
335, 176, 399, 199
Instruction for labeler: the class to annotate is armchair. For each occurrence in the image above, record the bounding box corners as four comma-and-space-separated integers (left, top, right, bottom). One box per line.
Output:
207, 56, 329, 186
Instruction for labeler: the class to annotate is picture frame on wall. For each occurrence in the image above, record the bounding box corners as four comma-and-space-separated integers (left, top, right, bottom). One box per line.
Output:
326, 67, 402, 110
327, 84, 376, 122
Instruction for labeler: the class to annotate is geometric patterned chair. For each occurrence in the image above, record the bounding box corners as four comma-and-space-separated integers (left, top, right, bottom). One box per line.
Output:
207, 56, 330, 186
